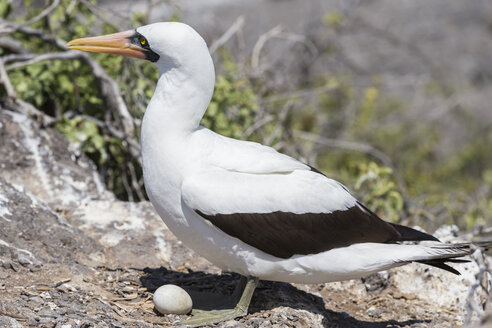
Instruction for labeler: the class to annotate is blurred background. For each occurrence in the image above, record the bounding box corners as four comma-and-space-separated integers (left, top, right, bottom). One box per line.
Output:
2, 0, 492, 233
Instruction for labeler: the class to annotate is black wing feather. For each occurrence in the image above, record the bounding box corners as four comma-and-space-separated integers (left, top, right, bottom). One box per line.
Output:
196, 166, 438, 259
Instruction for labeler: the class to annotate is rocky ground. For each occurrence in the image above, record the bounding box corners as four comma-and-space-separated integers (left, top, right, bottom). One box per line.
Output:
0, 104, 491, 328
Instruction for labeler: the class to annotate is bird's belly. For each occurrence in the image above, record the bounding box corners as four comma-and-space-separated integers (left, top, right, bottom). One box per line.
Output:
142, 159, 234, 270
146, 188, 249, 273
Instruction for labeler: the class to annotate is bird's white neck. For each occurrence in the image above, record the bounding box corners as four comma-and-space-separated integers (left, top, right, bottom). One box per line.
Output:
140, 47, 215, 220
144, 48, 215, 135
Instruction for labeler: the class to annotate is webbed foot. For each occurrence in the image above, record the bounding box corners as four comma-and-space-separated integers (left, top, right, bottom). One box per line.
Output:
180, 276, 259, 327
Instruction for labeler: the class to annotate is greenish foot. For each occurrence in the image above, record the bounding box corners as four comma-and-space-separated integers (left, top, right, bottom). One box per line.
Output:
180, 276, 259, 327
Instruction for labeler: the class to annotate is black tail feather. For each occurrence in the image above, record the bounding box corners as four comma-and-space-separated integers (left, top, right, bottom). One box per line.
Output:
417, 259, 463, 275
440, 258, 470, 263
355, 197, 492, 275
415, 241, 492, 275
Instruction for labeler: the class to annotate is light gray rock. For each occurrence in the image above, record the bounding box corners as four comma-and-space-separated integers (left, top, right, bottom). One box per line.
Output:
0, 316, 24, 328
0, 108, 108, 207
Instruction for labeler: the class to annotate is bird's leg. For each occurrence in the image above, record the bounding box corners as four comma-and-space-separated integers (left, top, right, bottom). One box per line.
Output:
181, 275, 259, 327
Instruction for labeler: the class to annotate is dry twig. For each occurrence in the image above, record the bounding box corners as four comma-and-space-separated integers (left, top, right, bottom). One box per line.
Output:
19, 0, 61, 30
293, 129, 409, 202
294, 130, 394, 169
78, 0, 120, 31
0, 37, 28, 54
0, 58, 16, 98
251, 25, 283, 70
209, 16, 245, 54
251, 25, 318, 71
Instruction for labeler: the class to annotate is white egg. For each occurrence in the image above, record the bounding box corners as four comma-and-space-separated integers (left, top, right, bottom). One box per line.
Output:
153, 284, 193, 315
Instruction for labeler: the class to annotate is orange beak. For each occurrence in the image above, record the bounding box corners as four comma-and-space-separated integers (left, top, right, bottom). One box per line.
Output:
66, 30, 146, 59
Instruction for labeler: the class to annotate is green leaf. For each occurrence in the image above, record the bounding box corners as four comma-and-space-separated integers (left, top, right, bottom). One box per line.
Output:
0, 1, 12, 18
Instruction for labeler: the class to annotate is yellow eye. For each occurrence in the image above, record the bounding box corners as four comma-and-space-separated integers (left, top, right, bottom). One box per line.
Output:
139, 37, 146, 45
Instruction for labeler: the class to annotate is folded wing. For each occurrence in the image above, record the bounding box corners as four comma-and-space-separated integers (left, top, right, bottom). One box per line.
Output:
182, 167, 437, 259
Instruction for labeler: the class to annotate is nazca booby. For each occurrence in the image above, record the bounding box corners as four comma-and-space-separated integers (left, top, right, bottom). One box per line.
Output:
67, 22, 489, 326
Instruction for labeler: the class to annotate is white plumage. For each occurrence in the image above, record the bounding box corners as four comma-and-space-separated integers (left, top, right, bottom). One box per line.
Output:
131, 22, 467, 283
67, 21, 486, 325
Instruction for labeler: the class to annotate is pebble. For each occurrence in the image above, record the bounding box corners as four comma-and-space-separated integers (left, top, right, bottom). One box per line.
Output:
153, 284, 193, 315
0, 316, 23, 328
366, 306, 381, 318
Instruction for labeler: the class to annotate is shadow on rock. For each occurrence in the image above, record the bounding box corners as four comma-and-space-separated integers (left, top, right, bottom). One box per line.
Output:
140, 267, 429, 328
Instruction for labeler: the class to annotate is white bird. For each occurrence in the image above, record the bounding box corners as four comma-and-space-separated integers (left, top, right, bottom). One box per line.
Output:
67, 22, 489, 326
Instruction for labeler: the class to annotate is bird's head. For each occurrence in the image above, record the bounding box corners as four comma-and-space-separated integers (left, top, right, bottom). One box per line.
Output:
67, 22, 215, 129
66, 22, 208, 71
